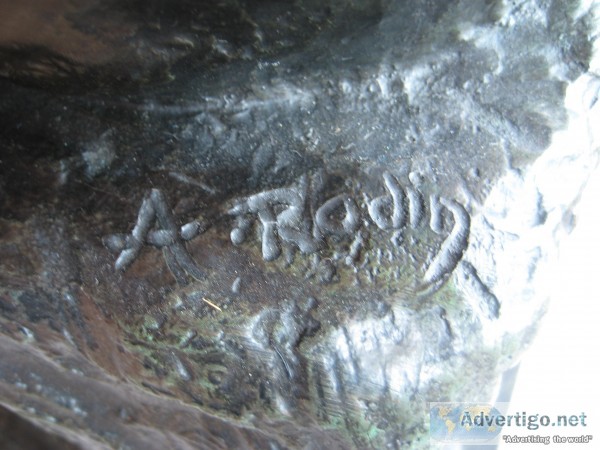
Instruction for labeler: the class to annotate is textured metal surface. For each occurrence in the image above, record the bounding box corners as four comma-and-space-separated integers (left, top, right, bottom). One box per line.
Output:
0, 1, 598, 448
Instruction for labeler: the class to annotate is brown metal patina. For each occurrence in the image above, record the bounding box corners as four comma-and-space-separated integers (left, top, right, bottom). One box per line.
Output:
0, 1, 597, 449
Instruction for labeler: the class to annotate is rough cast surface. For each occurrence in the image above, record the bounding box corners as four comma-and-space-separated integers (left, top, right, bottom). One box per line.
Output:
0, 0, 598, 448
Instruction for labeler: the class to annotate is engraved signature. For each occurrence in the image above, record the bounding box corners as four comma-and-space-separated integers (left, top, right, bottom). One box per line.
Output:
103, 189, 206, 285
104, 172, 470, 287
